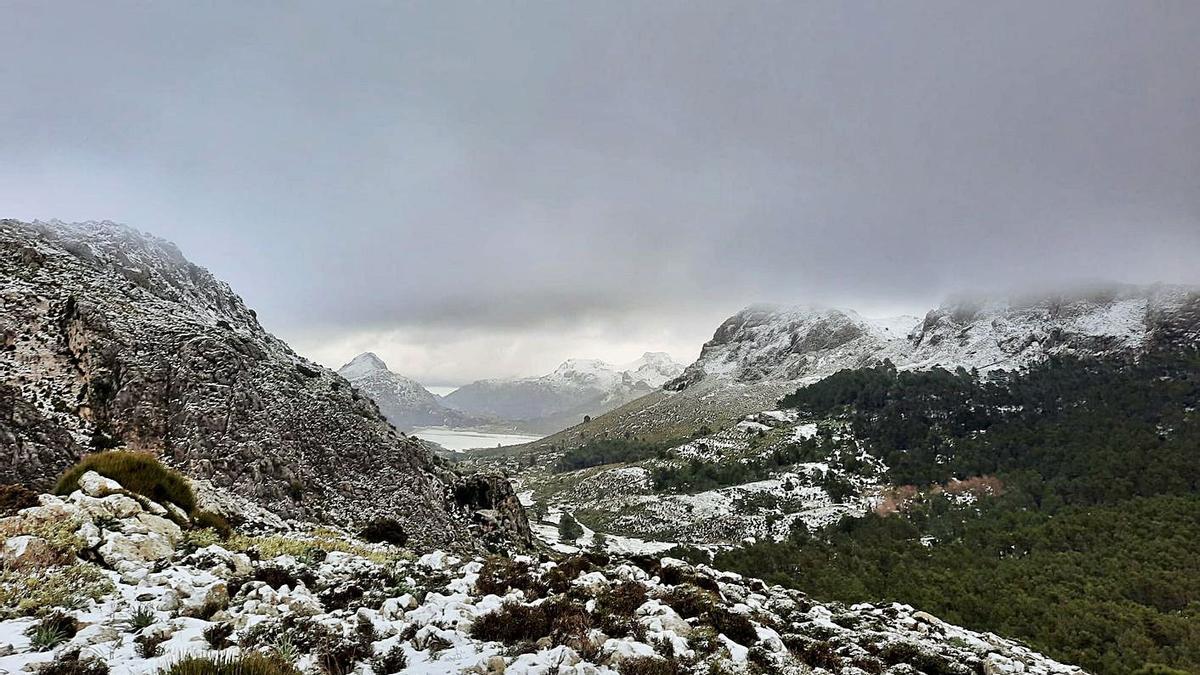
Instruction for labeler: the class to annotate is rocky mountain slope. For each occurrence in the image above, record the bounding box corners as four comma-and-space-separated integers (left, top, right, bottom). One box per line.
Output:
0, 471, 1082, 675
0, 219, 526, 550
523, 284, 1200, 451
442, 353, 683, 434
670, 286, 1199, 390
337, 352, 484, 432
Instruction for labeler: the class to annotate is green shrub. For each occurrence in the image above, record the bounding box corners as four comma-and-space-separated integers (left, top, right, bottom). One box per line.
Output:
55, 451, 195, 513
371, 644, 408, 674
26, 611, 76, 651
158, 653, 301, 675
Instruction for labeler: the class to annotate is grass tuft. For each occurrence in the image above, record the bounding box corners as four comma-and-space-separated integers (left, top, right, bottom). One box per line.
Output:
54, 451, 195, 513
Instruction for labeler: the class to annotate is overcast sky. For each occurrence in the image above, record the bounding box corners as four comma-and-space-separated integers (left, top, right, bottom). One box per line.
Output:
3, 2, 1199, 385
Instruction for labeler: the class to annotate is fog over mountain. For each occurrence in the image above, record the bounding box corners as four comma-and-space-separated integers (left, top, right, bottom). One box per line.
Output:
3, 2, 1199, 385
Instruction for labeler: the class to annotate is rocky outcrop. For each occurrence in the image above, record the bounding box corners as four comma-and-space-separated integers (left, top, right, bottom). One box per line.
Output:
0, 219, 519, 550
452, 473, 534, 550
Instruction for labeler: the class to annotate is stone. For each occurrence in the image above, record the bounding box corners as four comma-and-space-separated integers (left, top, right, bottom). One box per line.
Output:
0, 535, 60, 570
78, 471, 123, 497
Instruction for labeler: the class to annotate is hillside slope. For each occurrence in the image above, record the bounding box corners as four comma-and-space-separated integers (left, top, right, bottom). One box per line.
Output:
0, 219, 527, 550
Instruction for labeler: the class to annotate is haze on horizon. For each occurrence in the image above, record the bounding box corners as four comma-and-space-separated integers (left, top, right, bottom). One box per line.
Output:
3, 2, 1199, 386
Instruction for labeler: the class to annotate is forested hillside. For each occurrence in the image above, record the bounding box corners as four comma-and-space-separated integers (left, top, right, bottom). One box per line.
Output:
716, 351, 1200, 674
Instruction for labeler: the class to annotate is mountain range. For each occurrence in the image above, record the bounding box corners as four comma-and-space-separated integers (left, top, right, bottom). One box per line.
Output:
338, 348, 684, 435
527, 284, 1200, 448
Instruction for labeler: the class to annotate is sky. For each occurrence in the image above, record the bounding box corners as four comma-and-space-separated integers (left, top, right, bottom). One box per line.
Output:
2, 2, 1199, 386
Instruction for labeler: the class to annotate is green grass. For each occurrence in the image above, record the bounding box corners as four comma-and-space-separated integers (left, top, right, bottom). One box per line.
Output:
54, 451, 196, 513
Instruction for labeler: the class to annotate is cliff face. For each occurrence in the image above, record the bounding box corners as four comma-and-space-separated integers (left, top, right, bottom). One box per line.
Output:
0, 219, 528, 551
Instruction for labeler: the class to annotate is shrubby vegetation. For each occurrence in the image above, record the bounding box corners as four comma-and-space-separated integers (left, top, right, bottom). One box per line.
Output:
718, 350, 1200, 675
554, 437, 681, 472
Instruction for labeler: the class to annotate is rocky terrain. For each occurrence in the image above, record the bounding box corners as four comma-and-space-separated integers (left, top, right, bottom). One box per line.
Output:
0, 220, 527, 550
0, 472, 1083, 674
337, 353, 485, 432
443, 354, 683, 435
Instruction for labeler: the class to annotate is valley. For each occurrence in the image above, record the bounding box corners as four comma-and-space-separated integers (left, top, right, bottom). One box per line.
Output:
1, 219, 1196, 674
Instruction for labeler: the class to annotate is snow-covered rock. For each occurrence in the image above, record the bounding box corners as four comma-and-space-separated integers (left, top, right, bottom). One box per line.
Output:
0, 478, 1084, 675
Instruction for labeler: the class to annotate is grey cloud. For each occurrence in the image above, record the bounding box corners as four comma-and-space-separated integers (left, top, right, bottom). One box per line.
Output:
2, 1, 1198, 381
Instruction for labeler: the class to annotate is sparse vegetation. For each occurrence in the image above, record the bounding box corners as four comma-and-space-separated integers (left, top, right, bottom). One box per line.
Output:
0, 563, 113, 618
158, 653, 301, 675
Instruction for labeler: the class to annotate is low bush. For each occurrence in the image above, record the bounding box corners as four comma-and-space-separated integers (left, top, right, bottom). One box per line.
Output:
192, 510, 232, 538
618, 656, 680, 675
707, 606, 758, 646
40, 648, 110, 675
158, 653, 301, 675
594, 581, 647, 636
203, 622, 235, 649
371, 643, 408, 674
55, 451, 195, 513
475, 556, 545, 598
471, 598, 591, 646
0, 484, 39, 517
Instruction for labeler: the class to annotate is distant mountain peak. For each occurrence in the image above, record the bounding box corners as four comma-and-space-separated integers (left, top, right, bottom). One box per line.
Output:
338, 351, 389, 379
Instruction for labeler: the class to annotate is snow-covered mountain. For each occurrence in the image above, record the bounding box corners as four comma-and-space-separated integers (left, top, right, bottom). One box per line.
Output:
669, 284, 1200, 391
337, 352, 482, 431
442, 352, 684, 434
522, 284, 1200, 450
